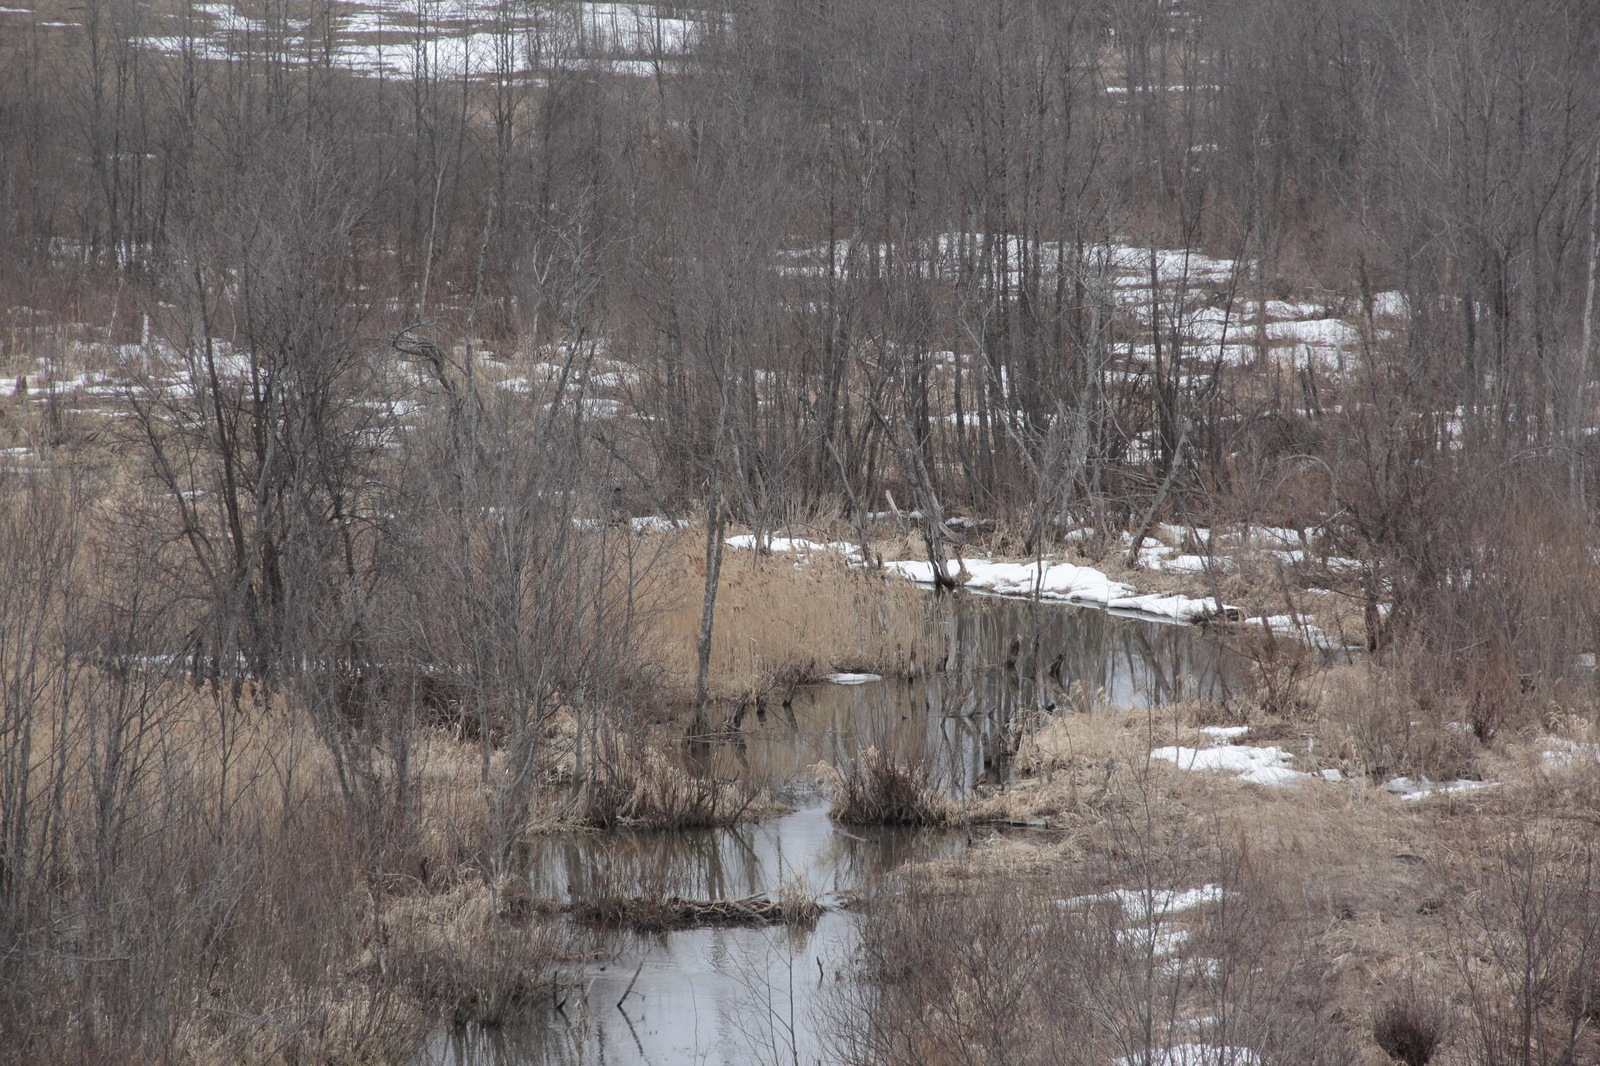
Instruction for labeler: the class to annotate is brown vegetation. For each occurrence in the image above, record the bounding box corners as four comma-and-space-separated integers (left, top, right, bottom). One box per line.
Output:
847, 672, 1600, 1066
644, 532, 926, 704
570, 890, 822, 933
822, 746, 959, 828
4, 0, 1600, 1060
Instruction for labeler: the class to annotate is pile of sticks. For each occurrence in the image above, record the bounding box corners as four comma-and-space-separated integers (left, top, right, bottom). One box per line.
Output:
571, 893, 822, 932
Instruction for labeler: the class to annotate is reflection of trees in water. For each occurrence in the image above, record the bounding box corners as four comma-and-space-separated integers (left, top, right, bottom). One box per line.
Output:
527, 600, 1237, 900
935, 595, 1238, 710
424, 1021, 587, 1066
529, 821, 766, 901
459, 599, 1241, 1065
707, 596, 1239, 797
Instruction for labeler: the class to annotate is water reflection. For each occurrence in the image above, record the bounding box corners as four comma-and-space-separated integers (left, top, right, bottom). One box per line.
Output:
524, 804, 957, 906
424, 915, 854, 1066
418, 596, 1240, 1066
725, 594, 1241, 794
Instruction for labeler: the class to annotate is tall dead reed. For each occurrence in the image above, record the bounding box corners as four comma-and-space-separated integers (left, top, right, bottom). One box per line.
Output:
822, 746, 957, 827
644, 532, 926, 703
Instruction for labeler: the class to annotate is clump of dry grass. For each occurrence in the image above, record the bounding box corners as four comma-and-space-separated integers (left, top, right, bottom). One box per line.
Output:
577, 741, 760, 829
643, 530, 926, 702
571, 888, 821, 932
820, 746, 958, 827
1373, 985, 1446, 1066
1311, 663, 1481, 783
382, 881, 571, 1026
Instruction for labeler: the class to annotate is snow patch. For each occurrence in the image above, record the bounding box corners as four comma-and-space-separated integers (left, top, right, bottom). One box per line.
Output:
1541, 738, 1600, 770
822, 672, 882, 685
1152, 744, 1309, 787
1115, 1047, 1260, 1066
1109, 593, 1234, 622
1062, 884, 1224, 921
1383, 777, 1498, 801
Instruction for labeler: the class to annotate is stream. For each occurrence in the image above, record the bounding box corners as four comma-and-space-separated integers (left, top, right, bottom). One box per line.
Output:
418, 595, 1242, 1066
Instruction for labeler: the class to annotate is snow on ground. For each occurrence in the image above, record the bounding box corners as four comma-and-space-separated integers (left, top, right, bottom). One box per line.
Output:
1383, 776, 1498, 801
885, 558, 1138, 607
140, 0, 701, 80
1108, 593, 1234, 622
1062, 883, 1225, 921
627, 515, 687, 534
724, 534, 860, 558
1115, 1047, 1260, 1066
1243, 613, 1351, 651
725, 531, 1238, 623
1542, 738, 1600, 769
1266, 318, 1360, 348
822, 672, 882, 685
1151, 743, 1310, 787
1370, 291, 1410, 318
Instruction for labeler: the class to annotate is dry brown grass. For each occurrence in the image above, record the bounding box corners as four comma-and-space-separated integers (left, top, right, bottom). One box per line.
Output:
868, 665, 1600, 1066
1310, 662, 1484, 784
641, 529, 927, 703
381, 880, 573, 1026
574, 739, 763, 829
819, 746, 959, 827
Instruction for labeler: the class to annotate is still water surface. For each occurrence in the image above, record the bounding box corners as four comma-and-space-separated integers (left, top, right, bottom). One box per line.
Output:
420, 595, 1241, 1066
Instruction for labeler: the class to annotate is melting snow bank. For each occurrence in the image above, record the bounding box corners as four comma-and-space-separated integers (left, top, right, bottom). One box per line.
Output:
724, 534, 860, 558
1111, 593, 1238, 622
1244, 613, 1355, 651
722, 535, 1237, 624
822, 672, 882, 685
1383, 777, 1498, 801
1541, 738, 1600, 769
885, 559, 1236, 621
1116, 1047, 1261, 1066
883, 557, 1136, 607
1151, 745, 1311, 787
1061, 883, 1224, 920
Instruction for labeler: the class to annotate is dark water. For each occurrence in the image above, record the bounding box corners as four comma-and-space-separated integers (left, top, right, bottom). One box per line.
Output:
419, 596, 1240, 1066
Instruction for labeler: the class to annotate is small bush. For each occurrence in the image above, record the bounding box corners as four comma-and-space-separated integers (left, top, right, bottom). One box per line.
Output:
1373, 988, 1445, 1066
823, 746, 956, 827
1316, 665, 1480, 783
384, 882, 568, 1026
578, 743, 759, 829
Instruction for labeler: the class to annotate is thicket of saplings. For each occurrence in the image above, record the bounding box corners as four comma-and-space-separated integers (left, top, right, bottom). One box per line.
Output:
2, 0, 1599, 1061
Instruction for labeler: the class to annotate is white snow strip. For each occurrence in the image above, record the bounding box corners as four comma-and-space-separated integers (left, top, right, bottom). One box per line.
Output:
1062, 883, 1224, 921
1117, 926, 1191, 956
1108, 593, 1233, 622
1541, 738, 1600, 769
1200, 725, 1250, 740
730, 531, 1239, 623
628, 515, 687, 533
880, 557, 1135, 607
1152, 744, 1310, 787
1153, 744, 1293, 774
1370, 291, 1410, 318
1384, 776, 1498, 801
1266, 318, 1360, 347
1116, 1047, 1261, 1066
725, 534, 860, 558
1162, 553, 1225, 574
1237, 765, 1312, 787
822, 672, 882, 685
